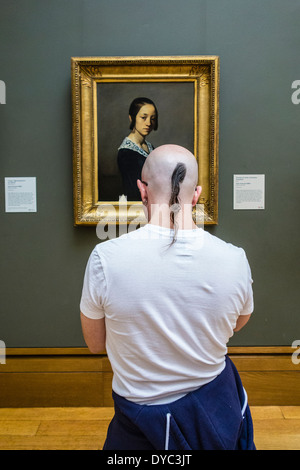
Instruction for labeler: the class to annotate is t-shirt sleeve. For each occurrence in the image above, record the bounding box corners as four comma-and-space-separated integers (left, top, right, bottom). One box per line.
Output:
240, 251, 254, 316
80, 248, 106, 319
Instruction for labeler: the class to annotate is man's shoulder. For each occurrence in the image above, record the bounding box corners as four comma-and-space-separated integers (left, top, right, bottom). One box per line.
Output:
204, 231, 247, 259
94, 226, 147, 254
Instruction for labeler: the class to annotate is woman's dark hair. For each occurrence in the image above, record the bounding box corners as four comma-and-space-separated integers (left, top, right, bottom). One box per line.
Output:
169, 162, 187, 247
129, 97, 158, 130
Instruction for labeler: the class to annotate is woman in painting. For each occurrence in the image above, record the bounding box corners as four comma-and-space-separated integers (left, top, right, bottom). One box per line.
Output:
118, 97, 158, 201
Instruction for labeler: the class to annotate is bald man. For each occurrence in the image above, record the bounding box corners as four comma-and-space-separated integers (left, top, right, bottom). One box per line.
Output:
80, 145, 255, 450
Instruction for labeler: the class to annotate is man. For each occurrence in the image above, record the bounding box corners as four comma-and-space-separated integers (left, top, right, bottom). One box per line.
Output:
80, 144, 255, 450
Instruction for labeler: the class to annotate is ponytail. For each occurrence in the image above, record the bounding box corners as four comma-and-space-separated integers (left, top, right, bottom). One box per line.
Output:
169, 162, 186, 246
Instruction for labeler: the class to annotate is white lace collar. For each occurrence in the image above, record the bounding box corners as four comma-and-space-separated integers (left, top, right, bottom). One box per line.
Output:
118, 137, 154, 157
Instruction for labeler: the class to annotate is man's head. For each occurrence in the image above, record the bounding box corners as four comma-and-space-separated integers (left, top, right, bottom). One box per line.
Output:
137, 144, 202, 227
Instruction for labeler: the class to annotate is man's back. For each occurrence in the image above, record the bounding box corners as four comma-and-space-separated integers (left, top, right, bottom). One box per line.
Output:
80, 223, 253, 405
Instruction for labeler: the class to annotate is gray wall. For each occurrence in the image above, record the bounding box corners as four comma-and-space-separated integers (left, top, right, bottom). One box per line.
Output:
0, 0, 299, 347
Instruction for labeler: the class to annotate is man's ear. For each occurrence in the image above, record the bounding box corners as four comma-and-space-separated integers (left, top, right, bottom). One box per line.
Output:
137, 179, 147, 202
192, 185, 202, 207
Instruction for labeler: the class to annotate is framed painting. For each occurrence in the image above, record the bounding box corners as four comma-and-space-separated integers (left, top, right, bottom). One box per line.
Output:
71, 56, 219, 226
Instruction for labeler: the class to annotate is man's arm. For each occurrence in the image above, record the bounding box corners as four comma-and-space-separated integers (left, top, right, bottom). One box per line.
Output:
80, 312, 106, 354
233, 313, 251, 332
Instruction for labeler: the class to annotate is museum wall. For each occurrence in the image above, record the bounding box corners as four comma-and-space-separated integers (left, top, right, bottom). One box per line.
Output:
0, 0, 299, 347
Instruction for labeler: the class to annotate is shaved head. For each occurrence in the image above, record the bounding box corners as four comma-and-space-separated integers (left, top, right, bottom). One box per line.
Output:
137, 144, 202, 234
141, 144, 198, 204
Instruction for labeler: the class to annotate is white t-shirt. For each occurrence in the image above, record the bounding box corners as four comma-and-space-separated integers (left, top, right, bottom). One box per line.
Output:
80, 224, 254, 405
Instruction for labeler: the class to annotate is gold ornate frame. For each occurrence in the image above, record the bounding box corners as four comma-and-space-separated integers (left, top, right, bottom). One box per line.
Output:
71, 56, 219, 225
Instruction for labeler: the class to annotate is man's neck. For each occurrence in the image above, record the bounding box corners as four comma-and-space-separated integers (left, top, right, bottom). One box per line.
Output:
148, 203, 197, 230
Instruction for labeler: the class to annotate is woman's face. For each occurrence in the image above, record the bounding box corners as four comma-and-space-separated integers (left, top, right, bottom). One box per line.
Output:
133, 104, 157, 137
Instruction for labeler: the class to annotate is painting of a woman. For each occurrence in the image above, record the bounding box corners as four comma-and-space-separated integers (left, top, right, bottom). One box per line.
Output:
117, 97, 158, 201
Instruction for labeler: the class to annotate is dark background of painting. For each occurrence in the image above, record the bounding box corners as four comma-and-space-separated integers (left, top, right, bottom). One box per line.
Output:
97, 81, 194, 201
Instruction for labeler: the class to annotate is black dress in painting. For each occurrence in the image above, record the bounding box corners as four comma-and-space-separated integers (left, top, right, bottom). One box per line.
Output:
117, 137, 154, 201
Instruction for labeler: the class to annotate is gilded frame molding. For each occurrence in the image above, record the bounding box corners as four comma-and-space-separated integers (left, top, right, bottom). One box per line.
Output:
71, 56, 219, 226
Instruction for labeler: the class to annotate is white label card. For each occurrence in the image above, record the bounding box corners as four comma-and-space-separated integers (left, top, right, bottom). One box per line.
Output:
233, 174, 265, 210
5, 177, 37, 212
